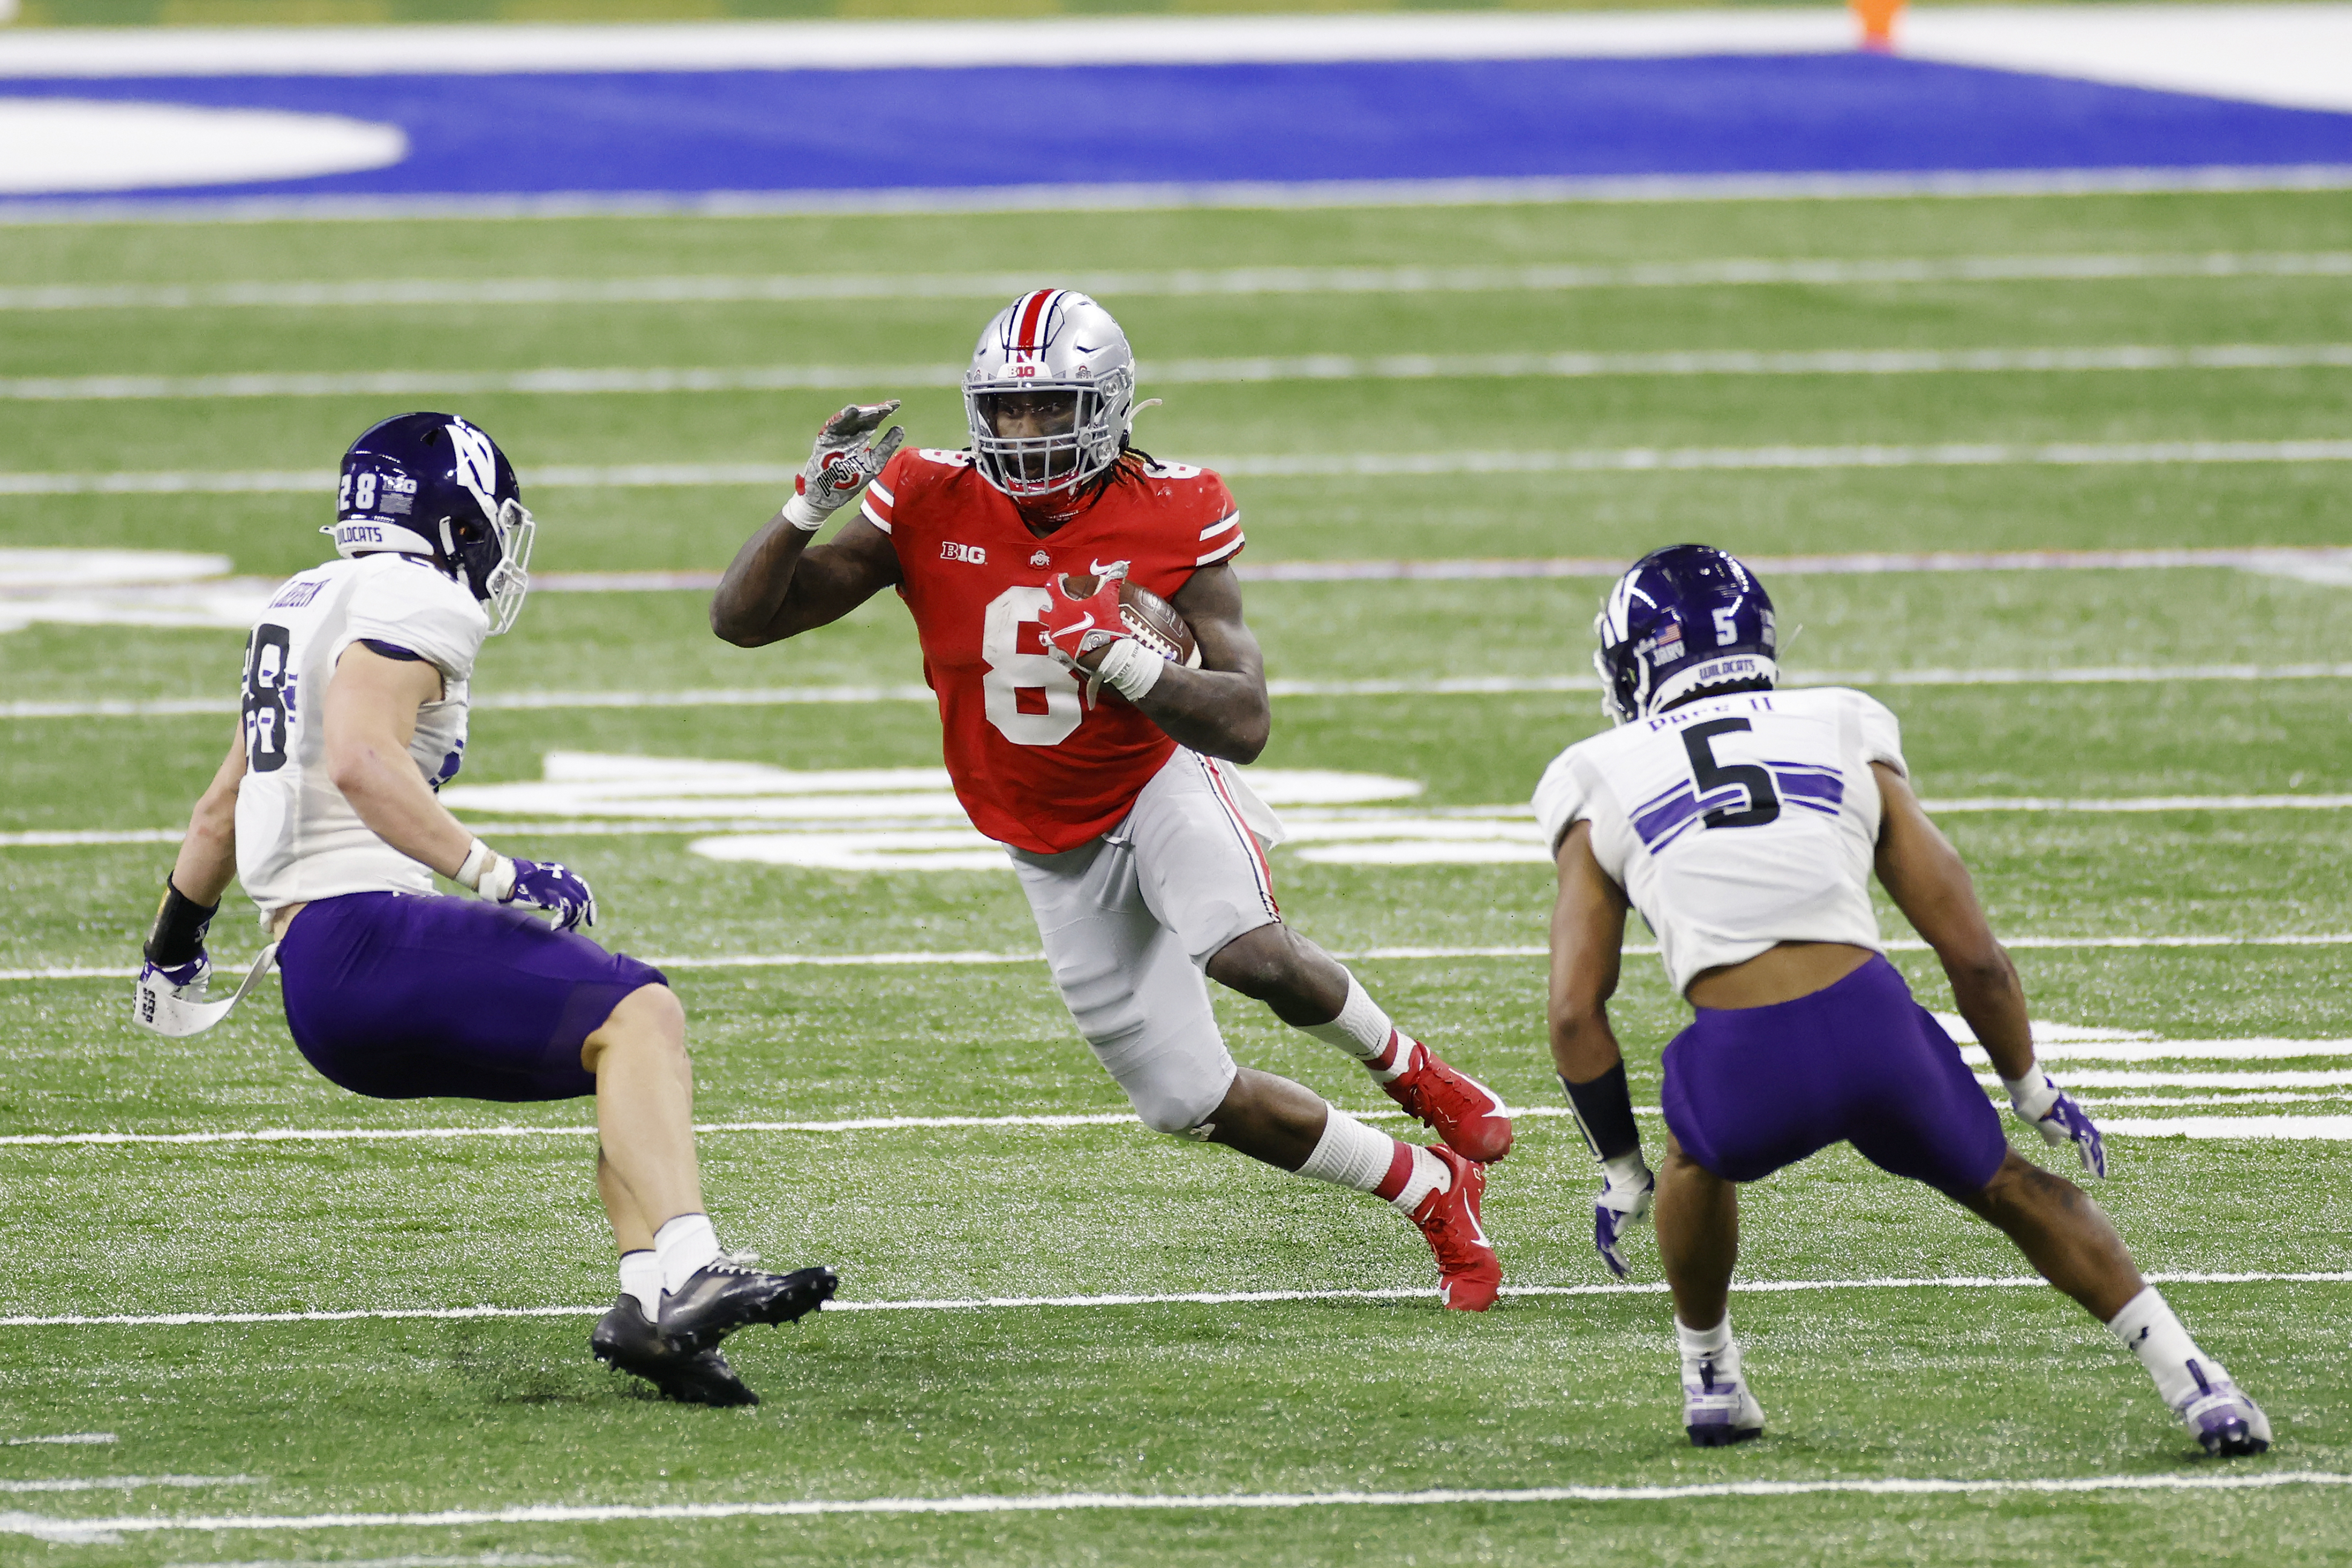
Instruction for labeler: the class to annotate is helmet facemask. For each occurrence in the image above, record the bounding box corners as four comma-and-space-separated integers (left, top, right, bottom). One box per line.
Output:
966, 371, 1131, 500
440, 496, 535, 635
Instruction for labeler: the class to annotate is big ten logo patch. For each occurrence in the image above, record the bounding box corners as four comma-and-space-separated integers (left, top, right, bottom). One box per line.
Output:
941, 541, 987, 566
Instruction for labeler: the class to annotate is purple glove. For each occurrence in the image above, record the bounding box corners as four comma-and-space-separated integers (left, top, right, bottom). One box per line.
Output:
503, 857, 596, 932
2007, 1070, 2106, 1179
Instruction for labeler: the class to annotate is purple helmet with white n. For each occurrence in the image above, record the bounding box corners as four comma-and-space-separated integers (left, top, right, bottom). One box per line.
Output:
326, 411, 535, 634
1594, 544, 1779, 724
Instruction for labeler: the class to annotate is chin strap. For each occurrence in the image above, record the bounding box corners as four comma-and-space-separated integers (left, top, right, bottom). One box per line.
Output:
133, 944, 280, 1037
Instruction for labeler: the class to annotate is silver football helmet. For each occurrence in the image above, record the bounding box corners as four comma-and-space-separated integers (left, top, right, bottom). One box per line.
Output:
963, 289, 1137, 500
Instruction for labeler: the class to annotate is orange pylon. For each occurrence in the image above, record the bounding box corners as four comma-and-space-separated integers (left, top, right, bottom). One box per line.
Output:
1851, 0, 1905, 52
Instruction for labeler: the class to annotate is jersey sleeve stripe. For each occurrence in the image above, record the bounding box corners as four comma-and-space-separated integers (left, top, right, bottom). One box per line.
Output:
1198, 513, 1240, 541
1195, 534, 1244, 567
867, 480, 895, 508
859, 496, 893, 534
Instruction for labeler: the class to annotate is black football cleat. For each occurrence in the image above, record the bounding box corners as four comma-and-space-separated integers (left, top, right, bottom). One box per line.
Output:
590, 1294, 759, 1407
659, 1262, 838, 1355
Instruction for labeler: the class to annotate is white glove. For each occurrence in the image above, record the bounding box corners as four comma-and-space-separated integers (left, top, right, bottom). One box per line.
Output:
782, 401, 904, 531
2004, 1068, 2107, 1179
1595, 1152, 1656, 1279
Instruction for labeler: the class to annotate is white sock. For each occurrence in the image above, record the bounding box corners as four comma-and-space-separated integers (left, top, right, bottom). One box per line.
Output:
653, 1212, 722, 1294
1295, 1109, 1396, 1193
2106, 1285, 2223, 1406
618, 1249, 662, 1319
1387, 1145, 1451, 1213
1299, 973, 1394, 1065
1676, 1313, 1735, 1367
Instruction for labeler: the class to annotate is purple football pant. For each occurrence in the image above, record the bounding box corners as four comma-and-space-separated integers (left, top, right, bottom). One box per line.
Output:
278, 892, 667, 1103
1659, 954, 2007, 1200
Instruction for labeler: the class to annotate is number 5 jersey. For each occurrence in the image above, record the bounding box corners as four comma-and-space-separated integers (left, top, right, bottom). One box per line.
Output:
1533, 687, 1912, 995
234, 553, 488, 911
864, 445, 1245, 854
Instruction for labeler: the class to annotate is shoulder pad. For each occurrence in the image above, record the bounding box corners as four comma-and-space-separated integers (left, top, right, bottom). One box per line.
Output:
916, 448, 974, 468
1141, 459, 1203, 481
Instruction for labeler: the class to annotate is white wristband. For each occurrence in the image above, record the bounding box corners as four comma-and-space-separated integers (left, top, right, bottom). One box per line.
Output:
782, 492, 830, 532
2002, 1069, 2057, 1118
1094, 636, 1165, 702
454, 839, 514, 901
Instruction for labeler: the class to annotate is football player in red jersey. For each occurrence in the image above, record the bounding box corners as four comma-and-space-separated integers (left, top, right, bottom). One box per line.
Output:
713, 290, 1511, 1309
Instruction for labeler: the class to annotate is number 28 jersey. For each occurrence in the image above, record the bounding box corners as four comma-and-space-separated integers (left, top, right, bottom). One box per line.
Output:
234, 553, 488, 912
1532, 687, 1910, 995
864, 447, 1244, 854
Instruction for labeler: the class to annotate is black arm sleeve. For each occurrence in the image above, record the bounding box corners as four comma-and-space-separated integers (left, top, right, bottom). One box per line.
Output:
143, 878, 219, 967
1560, 1062, 1644, 1162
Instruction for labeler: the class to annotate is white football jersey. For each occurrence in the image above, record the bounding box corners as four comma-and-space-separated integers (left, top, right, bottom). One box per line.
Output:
1532, 686, 1909, 994
234, 554, 488, 912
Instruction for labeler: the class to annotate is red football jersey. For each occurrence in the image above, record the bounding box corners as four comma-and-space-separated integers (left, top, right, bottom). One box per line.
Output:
862, 447, 1246, 854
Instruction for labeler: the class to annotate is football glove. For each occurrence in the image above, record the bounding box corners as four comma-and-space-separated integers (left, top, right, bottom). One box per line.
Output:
782, 401, 904, 531
1036, 573, 1134, 705
458, 841, 598, 932
2005, 1069, 2106, 1179
132, 947, 280, 1037
1595, 1155, 1656, 1279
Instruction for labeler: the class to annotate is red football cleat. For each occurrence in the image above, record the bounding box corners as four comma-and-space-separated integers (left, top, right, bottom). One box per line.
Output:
1381, 1036, 1515, 1163
1408, 1146, 1501, 1312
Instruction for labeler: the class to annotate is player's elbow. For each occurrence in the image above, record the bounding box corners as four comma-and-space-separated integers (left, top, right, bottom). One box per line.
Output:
708, 593, 766, 647
325, 739, 387, 802
1218, 702, 1271, 764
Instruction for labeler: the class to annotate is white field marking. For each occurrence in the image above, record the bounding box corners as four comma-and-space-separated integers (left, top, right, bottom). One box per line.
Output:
0, 1476, 256, 1493
161, 1557, 578, 1568
0, 7, 2345, 109
8, 345, 2351, 403
7, 1091, 2346, 1149
0, 101, 405, 198
6, 1270, 2347, 1333
1969, 1040, 2352, 1063
13, 1470, 2352, 1549
10, 442, 2352, 501
2077, 1092, 2352, 1106
3, 1434, 113, 1446
10, 932, 2352, 984
15, 658, 2352, 723
14, 1471, 2352, 1549
1976, 1069, 2352, 1089
15, 169, 2352, 231
10, 252, 2352, 314
2099, 1116, 2352, 1139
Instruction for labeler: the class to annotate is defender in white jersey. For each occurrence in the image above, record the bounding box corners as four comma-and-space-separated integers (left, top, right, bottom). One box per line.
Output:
1538, 545, 2269, 1457
136, 413, 833, 1406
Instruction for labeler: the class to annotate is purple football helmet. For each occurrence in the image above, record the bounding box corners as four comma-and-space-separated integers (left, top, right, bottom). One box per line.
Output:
1595, 544, 1779, 724
327, 412, 535, 633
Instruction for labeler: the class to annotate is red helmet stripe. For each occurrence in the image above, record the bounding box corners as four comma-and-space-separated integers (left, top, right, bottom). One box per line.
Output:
1013, 289, 1058, 351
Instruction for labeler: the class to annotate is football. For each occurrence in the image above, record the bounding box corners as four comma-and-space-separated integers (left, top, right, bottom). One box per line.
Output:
1060, 574, 1203, 668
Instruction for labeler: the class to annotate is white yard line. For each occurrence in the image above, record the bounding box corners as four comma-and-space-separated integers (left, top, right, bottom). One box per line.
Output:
8, 252, 2350, 313
12, 1468, 2352, 1546
10, 442, 2352, 499
11, 655, 2352, 724
0, 1477, 255, 1494
2, 1434, 114, 1446
13, 1467, 2352, 1547
4, 1270, 2345, 1332
8, 931, 2352, 982
7, 1090, 2350, 1148
7, 345, 2349, 402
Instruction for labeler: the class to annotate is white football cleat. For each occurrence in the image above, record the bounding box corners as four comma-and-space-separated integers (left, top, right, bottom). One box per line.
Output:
2175, 1361, 2272, 1457
1682, 1349, 1766, 1448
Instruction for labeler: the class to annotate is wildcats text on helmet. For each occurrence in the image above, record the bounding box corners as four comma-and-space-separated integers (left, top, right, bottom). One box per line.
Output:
328, 411, 538, 636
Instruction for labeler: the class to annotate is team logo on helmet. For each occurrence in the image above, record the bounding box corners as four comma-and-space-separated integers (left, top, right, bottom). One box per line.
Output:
1593, 544, 1779, 725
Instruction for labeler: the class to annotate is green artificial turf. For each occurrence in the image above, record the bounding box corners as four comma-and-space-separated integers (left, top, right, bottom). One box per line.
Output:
2, 189, 2348, 1564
